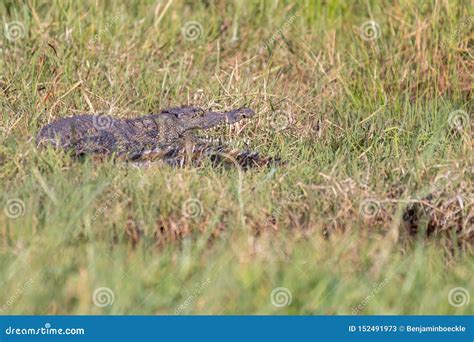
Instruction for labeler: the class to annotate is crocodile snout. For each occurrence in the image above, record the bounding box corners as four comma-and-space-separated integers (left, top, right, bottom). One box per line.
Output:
225, 107, 255, 124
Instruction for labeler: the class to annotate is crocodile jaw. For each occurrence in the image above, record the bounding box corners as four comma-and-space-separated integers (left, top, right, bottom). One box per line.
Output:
183, 107, 255, 131
223, 107, 255, 124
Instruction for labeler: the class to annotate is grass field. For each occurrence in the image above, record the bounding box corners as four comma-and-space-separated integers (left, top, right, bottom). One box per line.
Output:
0, 0, 472, 315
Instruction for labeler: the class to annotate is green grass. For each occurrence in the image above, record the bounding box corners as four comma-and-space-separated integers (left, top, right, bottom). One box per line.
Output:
0, 0, 472, 314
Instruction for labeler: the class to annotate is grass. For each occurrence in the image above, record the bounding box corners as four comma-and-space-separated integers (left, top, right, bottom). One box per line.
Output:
0, 0, 472, 314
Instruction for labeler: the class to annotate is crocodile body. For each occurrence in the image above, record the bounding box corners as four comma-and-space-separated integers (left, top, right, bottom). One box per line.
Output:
36, 106, 270, 167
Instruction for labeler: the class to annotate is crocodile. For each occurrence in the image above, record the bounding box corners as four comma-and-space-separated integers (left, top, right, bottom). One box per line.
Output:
36, 106, 271, 167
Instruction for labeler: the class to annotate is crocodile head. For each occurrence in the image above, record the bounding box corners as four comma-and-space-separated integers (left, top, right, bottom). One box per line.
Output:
181, 107, 255, 131
150, 106, 255, 146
